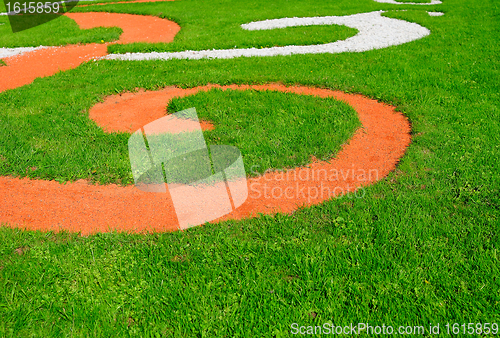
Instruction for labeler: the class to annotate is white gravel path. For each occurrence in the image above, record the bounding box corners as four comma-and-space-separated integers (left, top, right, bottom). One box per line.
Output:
373, 0, 442, 4
1, 9, 435, 62
104, 11, 430, 61
0, 46, 46, 58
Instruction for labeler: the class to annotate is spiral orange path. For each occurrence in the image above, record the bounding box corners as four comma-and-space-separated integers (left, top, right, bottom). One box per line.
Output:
0, 11, 411, 234
1, 83, 410, 234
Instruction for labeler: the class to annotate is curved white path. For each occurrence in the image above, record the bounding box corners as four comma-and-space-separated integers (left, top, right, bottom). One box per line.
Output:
1, 10, 436, 62
374, 0, 442, 4
105, 11, 430, 61
0, 46, 46, 59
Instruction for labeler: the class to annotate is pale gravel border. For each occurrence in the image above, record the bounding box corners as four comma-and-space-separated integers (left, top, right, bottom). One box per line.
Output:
373, 0, 442, 4
104, 11, 430, 61
428, 11, 444, 16
0, 46, 47, 58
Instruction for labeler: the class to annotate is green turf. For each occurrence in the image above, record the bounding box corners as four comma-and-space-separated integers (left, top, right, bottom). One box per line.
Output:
0, 14, 121, 47
0, 87, 359, 185
0, 0, 499, 336
167, 89, 360, 176
108, 24, 357, 55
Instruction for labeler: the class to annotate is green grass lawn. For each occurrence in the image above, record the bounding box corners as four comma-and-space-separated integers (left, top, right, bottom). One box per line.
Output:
0, 14, 121, 47
167, 89, 360, 176
0, 0, 499, 336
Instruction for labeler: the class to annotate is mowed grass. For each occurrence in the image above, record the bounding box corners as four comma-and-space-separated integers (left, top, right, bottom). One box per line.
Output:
168, 89, 360, 176
108, 24, 357, 55
0, 3, 358, 52
0, 0, 499, 337
0, 15, 121, 47
0, 88, 359, 184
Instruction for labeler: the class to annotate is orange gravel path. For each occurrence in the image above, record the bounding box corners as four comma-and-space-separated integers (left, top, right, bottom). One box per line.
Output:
64, 12, 180, 44
0, 12, 180, 92
0, 11, 411, 234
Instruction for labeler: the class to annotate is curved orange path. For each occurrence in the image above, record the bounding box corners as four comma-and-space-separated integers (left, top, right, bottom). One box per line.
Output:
0, 12, 411, 234
1, 84, 410, 235
0, 12, 180, 92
